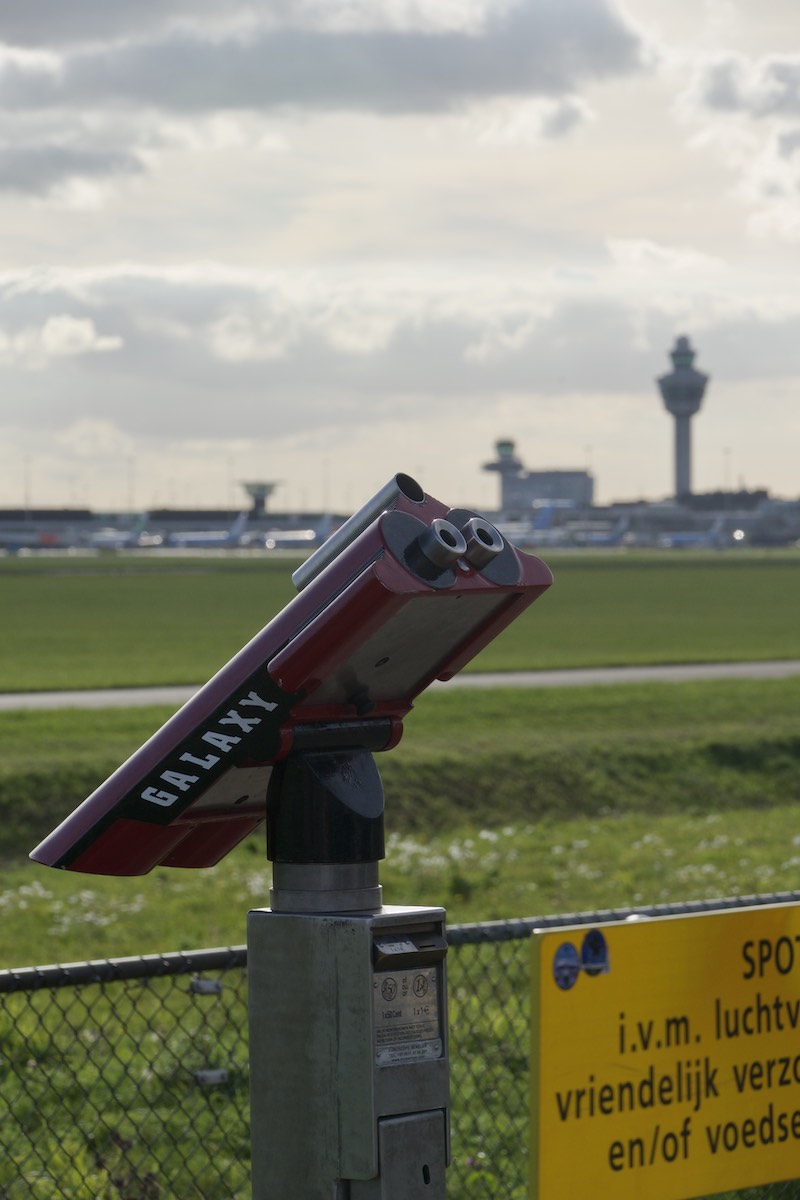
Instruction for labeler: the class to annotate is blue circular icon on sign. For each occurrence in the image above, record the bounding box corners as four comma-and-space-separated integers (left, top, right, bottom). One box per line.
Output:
581, 929, 609, 977
552, 942, 580, 991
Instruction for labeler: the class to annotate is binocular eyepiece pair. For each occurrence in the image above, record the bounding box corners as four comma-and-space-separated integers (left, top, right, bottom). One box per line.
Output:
417, 516, 504, 572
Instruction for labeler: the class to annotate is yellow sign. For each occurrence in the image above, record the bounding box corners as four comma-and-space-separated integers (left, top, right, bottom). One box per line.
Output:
530, 903, 800, 1199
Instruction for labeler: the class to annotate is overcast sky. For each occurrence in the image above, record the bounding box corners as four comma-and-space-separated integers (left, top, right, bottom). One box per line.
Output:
1, 0, 798, 514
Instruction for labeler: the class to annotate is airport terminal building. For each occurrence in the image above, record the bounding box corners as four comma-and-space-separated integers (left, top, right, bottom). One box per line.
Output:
2, 452, 799, 552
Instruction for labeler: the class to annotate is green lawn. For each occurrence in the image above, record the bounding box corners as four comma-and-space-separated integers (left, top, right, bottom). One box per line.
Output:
7, 791, 800, 969
2, 553, 799, 1200
2, 676, 798, 968
1, 551, 798, 969
1, 551, 799, 691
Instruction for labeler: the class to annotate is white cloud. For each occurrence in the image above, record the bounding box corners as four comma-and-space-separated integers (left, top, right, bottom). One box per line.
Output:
688, 52, 800, 119
0, 1, 647, 116
56, 418, 136, 460
209, 309, 296, 362
41, 314, 123, 356
0, 1, 799, 511
2, 259, 800, 451
0, 1, 650, 209
605, 237, 727, 276
747, 198, 800, 242
0, 45, 61, 75
0, 314, 122, 368
0, 143, 143, 196
470, 95, 594, 144
675, 45, 800, 243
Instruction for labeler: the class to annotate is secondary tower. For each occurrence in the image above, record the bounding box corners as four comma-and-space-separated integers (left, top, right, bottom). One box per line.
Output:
241, 481, 278, 517
483, 439, 593, 516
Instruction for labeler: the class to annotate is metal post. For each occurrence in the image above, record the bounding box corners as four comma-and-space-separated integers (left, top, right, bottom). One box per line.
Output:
248, 749, 450, 1198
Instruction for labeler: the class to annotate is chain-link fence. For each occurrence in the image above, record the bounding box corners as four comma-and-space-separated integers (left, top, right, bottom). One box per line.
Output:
2, 894, 800, 1199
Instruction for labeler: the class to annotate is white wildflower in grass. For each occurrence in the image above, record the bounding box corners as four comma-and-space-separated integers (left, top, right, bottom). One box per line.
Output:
384, 832, 449, 873
632, 833, 663, 850
0, 879, 54, 910
447, 841, 469, 863
385, 826, 524, 899
675, 862, 721, 883
48, 890, 145, 935
698, 834, 729, 851
236, 869, 271, 898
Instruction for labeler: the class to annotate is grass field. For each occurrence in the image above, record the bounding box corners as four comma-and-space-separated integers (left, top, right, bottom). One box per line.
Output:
0, 550, 798, 970
0, 550, 799, 690
1, 552, 799, 1199
1, 674, 798, 967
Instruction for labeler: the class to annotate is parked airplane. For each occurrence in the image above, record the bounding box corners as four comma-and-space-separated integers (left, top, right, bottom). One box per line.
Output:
244, 514, 338, 551
0, 529, 69, 553
657, 517, 726, 549
495, 504, 571, 548
573, 517, 631, 548
85, 514, 163, 550
165, 511, 249, 549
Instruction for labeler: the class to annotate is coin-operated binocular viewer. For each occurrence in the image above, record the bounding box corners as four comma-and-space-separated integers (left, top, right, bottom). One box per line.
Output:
31, 474, 552, 1199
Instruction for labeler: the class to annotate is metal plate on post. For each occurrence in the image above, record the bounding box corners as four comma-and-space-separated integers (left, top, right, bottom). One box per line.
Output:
373, 966, 443, 1067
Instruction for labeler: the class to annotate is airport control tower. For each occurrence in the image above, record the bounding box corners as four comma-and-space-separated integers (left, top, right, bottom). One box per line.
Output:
657, 335, 709, 498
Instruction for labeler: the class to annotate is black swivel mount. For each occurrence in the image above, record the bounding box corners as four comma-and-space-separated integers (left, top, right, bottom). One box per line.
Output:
266, 721, 392, 914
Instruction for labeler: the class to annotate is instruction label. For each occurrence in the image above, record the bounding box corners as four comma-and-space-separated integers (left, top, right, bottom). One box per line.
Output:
531, 904, 800, 1199
373, 966, 442, 1066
